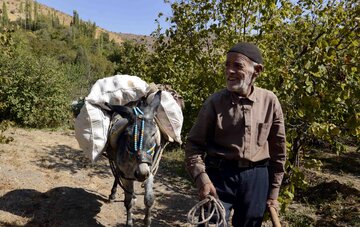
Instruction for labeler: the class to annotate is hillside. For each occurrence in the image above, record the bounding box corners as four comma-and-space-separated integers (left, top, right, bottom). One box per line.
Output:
0, 0, 150, 44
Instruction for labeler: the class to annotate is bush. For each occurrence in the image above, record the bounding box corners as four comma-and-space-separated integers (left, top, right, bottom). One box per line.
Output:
0, 53, 72, 128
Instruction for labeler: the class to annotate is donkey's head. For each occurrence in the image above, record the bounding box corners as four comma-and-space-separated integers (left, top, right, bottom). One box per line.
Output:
106, 91, 162, 182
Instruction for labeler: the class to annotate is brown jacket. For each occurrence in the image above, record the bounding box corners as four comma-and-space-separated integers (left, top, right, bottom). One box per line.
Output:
185, 87, 286, 199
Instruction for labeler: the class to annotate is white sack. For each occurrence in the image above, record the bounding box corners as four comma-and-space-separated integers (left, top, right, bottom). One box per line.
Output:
86, 74, 149, 108
75, 101, 111, 162
74, 74, 183, 162
75, 75, 148, 162
147, 91, 183, 144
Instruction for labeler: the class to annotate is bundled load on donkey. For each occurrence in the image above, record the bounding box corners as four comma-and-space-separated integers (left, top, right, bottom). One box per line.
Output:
74, 74, 184, 226
74, 74, 184, 162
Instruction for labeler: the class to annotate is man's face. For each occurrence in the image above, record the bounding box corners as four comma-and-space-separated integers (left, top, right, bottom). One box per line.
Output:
225, 52, 256, 96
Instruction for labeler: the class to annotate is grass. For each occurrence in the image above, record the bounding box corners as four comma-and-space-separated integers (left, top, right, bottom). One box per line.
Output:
284, 211, 316, 227
161, 148, 190, 181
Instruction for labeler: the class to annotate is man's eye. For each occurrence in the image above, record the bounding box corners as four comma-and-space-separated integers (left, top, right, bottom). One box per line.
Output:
226, 63, 243, 70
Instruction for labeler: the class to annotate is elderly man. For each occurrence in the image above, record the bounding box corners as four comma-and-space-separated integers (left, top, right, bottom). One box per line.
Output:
185, 42, 286, 227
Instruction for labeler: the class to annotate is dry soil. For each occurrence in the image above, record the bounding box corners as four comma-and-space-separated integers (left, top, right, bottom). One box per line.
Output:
0, 127, 196, 227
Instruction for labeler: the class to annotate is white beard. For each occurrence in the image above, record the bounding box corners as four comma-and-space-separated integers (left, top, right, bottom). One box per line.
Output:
226, 77, 252, 96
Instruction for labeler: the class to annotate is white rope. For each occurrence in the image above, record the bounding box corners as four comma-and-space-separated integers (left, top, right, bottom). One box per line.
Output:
151, 141, 169, 176
187, 195, 227, 227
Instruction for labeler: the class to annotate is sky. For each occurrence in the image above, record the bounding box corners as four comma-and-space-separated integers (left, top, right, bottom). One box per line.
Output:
35, 0, 173, 35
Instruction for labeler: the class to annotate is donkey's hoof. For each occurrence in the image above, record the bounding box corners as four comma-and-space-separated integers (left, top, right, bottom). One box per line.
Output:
144, 219, 151, 227
126, 220, 133, 227
108, 194, 116, 203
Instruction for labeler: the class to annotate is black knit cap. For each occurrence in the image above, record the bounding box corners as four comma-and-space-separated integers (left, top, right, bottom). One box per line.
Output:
228, 42, 263, 64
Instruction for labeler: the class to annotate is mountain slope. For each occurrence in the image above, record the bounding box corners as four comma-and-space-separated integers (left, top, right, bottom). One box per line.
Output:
0, 0, 148, 44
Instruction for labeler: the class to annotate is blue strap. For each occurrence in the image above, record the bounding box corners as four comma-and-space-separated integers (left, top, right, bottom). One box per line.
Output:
146, 143, 157, 155
131, 107, 155, 156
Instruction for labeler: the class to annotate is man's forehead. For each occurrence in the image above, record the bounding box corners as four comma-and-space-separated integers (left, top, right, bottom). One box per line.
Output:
226, 52, 252, 63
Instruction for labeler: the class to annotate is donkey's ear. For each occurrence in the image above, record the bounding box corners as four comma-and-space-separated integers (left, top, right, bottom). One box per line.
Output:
149, 90, 162, 113
105, 102, 134, 121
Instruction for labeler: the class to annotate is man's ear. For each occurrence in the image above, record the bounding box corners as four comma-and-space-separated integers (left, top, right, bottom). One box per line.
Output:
253, 64, 263, 78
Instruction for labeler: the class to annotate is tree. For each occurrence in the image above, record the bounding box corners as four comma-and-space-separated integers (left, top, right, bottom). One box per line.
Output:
71, 10, 80, 27
25, 0, 32, 29
33, 0, 39, 30
18, 0, 24, 28
0, 28, 15, 120
0, 28, 71, 128
20, 1, 23, 13
108, 40, 151, 80
74, 46, 92, 92
2, 2, 9, 27
51, 12, 60, 28
0, 2, 121, 128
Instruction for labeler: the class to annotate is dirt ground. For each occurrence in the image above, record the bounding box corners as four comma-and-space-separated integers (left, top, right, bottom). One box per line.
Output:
0, 127, 196, 227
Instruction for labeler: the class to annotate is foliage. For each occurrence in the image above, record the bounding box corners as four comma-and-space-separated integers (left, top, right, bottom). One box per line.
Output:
0, 120, 14, 144
2, 2, 9, 27
70, 97, 85, 118
108, 39, 151, 80
0, 28, 14, 139
0, 4, 120, 128
25, 0, 32, 29
0, 52, 71, 128
162, 148, 192, 183
0, 28, 15, 143
0, 27, 71, 128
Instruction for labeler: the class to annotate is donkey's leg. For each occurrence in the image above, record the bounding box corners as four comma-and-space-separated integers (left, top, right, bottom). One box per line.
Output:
108, 178, 117, 202
144, 173, 155, 227
123, 179, 135, 227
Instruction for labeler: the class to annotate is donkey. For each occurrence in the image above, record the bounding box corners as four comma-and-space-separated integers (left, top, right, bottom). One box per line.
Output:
104, 91, 162, 227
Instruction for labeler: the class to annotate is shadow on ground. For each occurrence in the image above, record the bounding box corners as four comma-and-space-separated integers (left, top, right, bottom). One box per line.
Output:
102, 158, 197, 226
307, 149, 360, 177
28, 145, 197, 226
153, 193, 195, 226
113, 192, 195, 227
318, 151, 360, 177
296, 180, 360, 226
33, 145, 111, 178
151, 160, 197, 226
0, 187, 108, 227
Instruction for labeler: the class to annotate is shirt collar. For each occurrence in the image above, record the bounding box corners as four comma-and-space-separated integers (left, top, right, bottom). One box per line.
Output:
228, 86, 257, 104
247, 86, 257, 102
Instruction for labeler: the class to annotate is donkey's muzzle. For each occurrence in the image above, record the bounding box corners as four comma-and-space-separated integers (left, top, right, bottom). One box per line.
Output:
135, 163, 150, 182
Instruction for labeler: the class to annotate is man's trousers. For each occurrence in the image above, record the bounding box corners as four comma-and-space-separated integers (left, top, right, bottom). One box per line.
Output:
201, 157, 269, 227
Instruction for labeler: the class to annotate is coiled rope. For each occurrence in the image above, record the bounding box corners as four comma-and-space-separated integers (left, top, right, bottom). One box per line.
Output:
187, 195, 227, 227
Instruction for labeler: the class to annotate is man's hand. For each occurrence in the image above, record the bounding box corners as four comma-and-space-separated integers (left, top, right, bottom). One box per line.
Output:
267, 199, 281, 227
199, 182, 218, 200
267, 199, 279, 211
